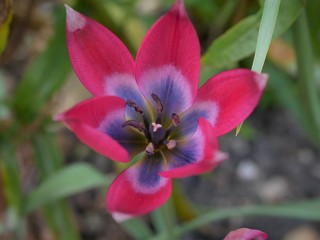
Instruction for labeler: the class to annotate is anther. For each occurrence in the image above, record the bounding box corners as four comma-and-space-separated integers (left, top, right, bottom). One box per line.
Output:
122, 120, 145, 132
146, 142, 155, 155
166, 140, 177, 150
126, 99, 143, 115
151, 93, 163, 123
151, 93, 163, 112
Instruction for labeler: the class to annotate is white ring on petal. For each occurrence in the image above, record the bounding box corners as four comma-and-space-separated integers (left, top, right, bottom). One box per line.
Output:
127, 166, 168, 195
104, 73, 137, 96
139, 65, 193, 114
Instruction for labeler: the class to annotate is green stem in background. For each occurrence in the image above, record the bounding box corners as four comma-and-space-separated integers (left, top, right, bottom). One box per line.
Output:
151, 196, 176, 240
32, 131, 80, 240
121, 218, 153, 240
150, 199, 320, 240
0, 139, 24, 238
236, 0, 281, 135
292, 9, 320, 144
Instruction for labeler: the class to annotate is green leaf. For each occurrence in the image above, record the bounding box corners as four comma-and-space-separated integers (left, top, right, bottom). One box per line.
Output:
151, 199, 320, 240
201, 0, 305, 70
263, 62, 311, 134
201, 12, 261, 71
12, 6, 71, 123
0, 0, 12, 54
24, 163, 110, 213
292, 9, 320, 143
306, 0, 320, 59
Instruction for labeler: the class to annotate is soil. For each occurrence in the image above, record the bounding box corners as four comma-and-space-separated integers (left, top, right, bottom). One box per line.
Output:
65, 107, 320, 240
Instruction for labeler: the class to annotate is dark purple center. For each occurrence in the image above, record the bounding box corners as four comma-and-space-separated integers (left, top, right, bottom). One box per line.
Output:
122, 93, 179, 155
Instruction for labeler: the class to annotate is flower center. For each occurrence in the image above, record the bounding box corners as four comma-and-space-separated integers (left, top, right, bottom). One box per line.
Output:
122, 93, 180, 155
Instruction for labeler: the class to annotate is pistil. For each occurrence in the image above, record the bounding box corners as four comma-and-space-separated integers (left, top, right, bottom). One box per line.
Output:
151, 122, 162, 132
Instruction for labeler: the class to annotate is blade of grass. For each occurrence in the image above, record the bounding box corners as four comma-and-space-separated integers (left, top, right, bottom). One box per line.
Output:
292, 9, 320, 143
0, 139, 25, 238
150, 199, 320, 240
236, 0, 281, 135
251, 0, 281, 73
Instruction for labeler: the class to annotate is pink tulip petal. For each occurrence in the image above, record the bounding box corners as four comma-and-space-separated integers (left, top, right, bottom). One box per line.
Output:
224, 228, 268, 240
198, 69, 267, 136
179, 69, 267, 137
135, 0, 200, 119
55, 96, 146, 162
106, 155, 172, 219
66, 5, 143, 104
160, 119, 226, 178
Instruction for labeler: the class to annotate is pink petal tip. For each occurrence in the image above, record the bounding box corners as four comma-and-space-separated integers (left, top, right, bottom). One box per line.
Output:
215, 151, 228, 163
255, 73, 268, 90
53, 113, 65, 122
111, 212, 133, 223
65, 5, 86, 32
172, 0, 186, 15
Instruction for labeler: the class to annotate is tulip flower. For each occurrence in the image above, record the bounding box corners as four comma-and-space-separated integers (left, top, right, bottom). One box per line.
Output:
224, 228, 268, 240
55, 0, 267, 220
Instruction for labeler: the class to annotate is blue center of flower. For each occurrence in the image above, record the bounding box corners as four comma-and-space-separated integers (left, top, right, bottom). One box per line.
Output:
122, 93, 179, 155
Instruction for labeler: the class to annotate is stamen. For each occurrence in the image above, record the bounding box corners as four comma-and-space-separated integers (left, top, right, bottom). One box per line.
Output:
166, 140, 177, 150
126, 99, 143, 114
145, 142, 155, 155
151, 122, 162, 132
126, 99, 150, 130
151, 93, 163, 123
122, 120, 145, 132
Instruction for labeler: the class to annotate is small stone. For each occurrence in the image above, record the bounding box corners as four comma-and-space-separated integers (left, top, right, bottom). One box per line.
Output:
282, 226, 320, 240
297, 149, 315, 165
311, 163, 320, 179
236, 160, 259, 181
257, 177, 289, 202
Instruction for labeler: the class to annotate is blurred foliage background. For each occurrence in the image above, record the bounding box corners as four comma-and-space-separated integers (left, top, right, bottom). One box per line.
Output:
0, 0, 320, 239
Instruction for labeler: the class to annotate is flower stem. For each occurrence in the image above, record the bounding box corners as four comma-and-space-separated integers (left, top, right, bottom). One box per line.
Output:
292, 9, 320, 143
236, 0, 281, 135
151, 197, 176, 240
